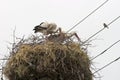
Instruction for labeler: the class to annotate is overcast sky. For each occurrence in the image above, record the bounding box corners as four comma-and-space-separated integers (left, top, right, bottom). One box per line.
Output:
0, 0, 120, 80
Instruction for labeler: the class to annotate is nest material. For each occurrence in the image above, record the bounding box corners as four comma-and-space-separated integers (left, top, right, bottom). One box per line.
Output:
3, 35, 92, 80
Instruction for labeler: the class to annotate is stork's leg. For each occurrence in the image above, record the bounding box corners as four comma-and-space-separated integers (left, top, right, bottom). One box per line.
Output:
54, 27, 62, 33
74, 33, 81, 42
67, 32, 81, 42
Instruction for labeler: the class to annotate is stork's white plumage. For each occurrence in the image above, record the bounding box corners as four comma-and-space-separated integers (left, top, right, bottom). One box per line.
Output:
40, 22, 49, 28
47, 23, 57, 32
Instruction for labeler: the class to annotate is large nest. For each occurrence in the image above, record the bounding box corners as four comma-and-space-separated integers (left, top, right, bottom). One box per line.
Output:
3, 35, 92, 80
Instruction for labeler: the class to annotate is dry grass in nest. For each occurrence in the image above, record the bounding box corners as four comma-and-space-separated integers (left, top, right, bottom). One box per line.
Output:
3, 35, 93, 80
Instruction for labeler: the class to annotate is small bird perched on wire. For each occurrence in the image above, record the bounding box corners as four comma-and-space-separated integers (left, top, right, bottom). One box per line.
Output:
103, 23, 108, 29
33, 22, 59, 35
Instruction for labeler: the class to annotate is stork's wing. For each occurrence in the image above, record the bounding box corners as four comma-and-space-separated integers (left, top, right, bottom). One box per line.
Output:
34, 25, 47, 30
33, 25, 47, 33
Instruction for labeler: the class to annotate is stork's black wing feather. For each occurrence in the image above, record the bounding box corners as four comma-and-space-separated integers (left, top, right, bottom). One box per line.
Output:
33, 25, 47, 30
33, 25, 47, 33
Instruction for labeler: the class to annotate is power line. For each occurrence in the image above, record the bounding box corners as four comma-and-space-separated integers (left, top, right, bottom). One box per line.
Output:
81, 16, 120, 45
91, 40, 120, 60
93, 56, 120, 74
67, 0, 109, 33
108, 16, 120, 26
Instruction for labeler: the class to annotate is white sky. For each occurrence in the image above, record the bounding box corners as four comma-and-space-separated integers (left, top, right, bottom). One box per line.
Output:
0, 0, 120, 80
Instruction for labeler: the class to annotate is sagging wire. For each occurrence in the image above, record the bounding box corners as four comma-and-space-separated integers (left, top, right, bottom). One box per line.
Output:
67, 0, 109, 33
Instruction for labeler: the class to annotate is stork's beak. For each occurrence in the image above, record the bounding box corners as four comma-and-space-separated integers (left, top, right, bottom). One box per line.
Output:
33, 25, 39, 32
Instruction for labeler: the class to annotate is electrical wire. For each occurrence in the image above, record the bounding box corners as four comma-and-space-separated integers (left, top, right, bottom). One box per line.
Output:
81, 16, 120, 45
91, 40, 120, 60
93, 57, 120, 74
67, 0, 109, 33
